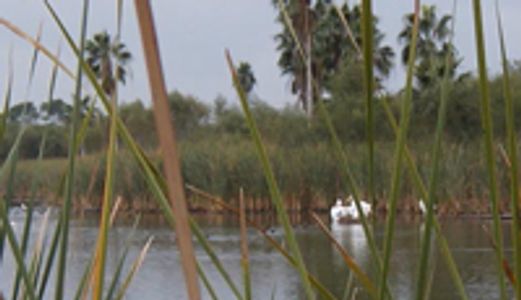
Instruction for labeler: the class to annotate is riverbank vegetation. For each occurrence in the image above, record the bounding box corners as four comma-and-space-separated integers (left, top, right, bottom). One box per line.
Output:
1, 0, 520, 299
4, 61, 521, 214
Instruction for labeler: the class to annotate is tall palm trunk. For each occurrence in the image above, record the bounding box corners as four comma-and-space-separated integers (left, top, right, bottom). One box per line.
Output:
305, 36, 313, 119
301, 0, 313, 119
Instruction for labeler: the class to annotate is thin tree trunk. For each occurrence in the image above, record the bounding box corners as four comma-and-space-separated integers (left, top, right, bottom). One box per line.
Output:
305, 37, 313, 119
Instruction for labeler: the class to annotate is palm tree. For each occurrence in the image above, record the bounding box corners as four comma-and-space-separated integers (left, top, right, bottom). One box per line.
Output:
236, 62, 257, 96
398, 5, 459, 89
273, 0, 315, 116
85, 31, 132, 96
274, 2, 394, 114
321, 4, 395, 86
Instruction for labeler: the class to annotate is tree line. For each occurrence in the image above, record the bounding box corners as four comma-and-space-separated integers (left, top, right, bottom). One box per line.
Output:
4, 3, 521, 159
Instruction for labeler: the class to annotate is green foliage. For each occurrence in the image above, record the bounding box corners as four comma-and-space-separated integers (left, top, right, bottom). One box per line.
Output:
120, 100, 156, 149
398, 5, 462, 89
273, 1, 394, 112
85, 31, 132, 96
236, 62, 256, 95
8, 102, 39, 123
167, 91, 210, 139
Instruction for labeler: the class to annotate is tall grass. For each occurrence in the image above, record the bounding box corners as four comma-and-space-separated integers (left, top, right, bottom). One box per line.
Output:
361, 0, 376, 207
379, 1, 419, 298
415, 2, 457, 299
226, 50, 316, 299
275, 2, 389, 297
472, 1, 507, 298
133, 1, 200, 298
0, 1, 519, 300
496, 2, 521, 297
54, 0, 89, 298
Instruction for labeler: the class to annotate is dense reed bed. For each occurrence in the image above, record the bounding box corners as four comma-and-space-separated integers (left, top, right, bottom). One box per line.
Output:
3, 140, 511, 215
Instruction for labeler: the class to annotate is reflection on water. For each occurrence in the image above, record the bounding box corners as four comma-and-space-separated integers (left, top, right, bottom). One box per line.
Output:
0, 211, 513, 299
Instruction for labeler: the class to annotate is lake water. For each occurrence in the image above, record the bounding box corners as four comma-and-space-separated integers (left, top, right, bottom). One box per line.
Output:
0, 210, 512, 299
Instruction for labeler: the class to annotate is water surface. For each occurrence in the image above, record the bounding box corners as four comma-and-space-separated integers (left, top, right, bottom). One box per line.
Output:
0, 211, 511, 299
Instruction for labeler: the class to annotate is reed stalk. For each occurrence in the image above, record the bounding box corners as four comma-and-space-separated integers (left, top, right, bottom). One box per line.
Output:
275, 2, 389, 296
0, 203, 36, 300
92, 89, 118, 300
54, 0, 89, 298
133, 1, 200, 299
226, 50, 315, 299
361, 0, 376, 207
239, 188, 252, 300
379, 1, 420, 299
495, 2, 521, 296
187, 184, 336, 299
415, 2, 457, 299
471, 1, 507, 298
113, 237, 154, 300
380, 98, 468, 300
0, 57, 12, 261
311, 213, 377, 299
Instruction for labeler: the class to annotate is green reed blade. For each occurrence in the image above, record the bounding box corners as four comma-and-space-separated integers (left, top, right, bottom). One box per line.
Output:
311, 213, 377, 299
379, 1, 420, 299
0, 57, 12, 142
44, 43, 61, 112
92, 74, 118, 300
342, 271, 355, 300
380, 98, 469, 300
0, 59, 13, 262
471, 1, 507, 298
12, 133, 49, 300
361, 0, 376, 207
415, 2, 457, 299
239, 188, 252, 300
187, 185, 337, 300
25, 21, 43, 94
27, 209, 51, 293
104, 246, 129, 300
104, 216, 141, 300
226, 50, 315, 300
0, 129, 35, 300
46, 3, 309, 298
37, 216, 62, 299
0, 203, 36, 300
73, 256, 94, 300
2, 135, 20, 266
495, 2, 521, 296
52, 0, 89, 298
191, 218, 244, 300
197, 263, 219, 300
113, 237, 153, 300
276, 3, 388, 296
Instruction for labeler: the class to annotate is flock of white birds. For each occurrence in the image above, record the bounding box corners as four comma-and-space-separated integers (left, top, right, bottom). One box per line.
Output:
330, 195, 372, 222
330, 196, 429, 222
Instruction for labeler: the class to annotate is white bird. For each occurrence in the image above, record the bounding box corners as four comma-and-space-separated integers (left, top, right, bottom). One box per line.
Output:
331, 196, 372, 222
418, 199, 427, 215
359, 200, 372, 216
330, 198, 350, 221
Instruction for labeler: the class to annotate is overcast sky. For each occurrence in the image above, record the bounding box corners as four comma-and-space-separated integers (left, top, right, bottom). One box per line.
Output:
1, 1, 521, 109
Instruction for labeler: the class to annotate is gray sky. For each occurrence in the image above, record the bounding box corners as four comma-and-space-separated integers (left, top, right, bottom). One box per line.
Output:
1, 1, 521, 110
